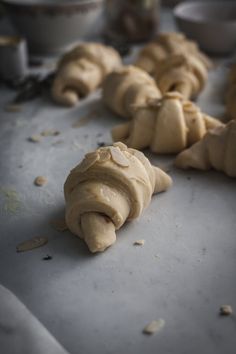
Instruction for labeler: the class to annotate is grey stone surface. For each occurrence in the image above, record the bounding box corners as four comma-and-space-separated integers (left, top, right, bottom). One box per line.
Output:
0, 8, 236, 354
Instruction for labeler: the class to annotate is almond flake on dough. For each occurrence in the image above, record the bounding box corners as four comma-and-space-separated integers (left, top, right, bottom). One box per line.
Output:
78, 152, 99, 172
109, 147, 130, 167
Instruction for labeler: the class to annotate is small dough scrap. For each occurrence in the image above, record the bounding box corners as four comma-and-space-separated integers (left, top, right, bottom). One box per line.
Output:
175, 121, 236, 177
109, 146, 130, 167
219, 305, 233, 316
133, 239, 145, 246
64, 143, 172, 253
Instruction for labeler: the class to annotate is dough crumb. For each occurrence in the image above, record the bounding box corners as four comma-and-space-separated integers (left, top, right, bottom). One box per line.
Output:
134, 239, 145, 246
50, 218, 68, 232
28, 135, 42, 143
143, 319, 165, 335
219, 305, 233, 316
41, 129, 60, 137
16, 236, 48, 252
34, 176, 48, 187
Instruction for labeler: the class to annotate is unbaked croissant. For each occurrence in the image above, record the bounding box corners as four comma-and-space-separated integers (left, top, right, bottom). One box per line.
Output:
52, 43, 122, 106
103, 65, 161, 119
136, 32, 212, 77
112, 92, 224, 154
226, 63, 236, 120
64, 142, 172, 253
135, 32, 212, 99
175, 121, 236, 177
154, 54, 208, 99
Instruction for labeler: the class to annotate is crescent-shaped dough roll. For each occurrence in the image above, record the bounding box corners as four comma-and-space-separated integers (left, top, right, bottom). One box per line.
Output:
102, 66, 162, 119
52, 43, 122, 107
155, 54, 208, 99
136, 32, 212, 77
112, 92, 224, 154
135, 32, 212, 99
226, 63, 236, 120
175, 121, 236, 177
64, 142, 172, 253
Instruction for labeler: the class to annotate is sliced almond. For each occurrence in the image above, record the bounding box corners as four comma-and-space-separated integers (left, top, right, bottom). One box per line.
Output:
219, 305, 233, 316
16, 236, 48, 252
98, 149, 111, 163
78, 152, 99, 172
134, 239, 145, 246
34, 176, 48, 186
143, 319, 165, 335
28, 135, 42, 143
113, 142, 127, 151
109, 147, 130, 167
41, 129, 60, 137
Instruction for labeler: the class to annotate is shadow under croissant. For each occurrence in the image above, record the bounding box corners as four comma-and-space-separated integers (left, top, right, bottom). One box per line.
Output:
46, 205, 137, 257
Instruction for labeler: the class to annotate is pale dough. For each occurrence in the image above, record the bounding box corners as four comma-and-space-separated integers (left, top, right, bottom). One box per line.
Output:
135, 32, 212, 99
102, 65, 162, 119
112, 92, 224, 154
52, 42, 122, 106
64, 142, 172, 253
175, 121, 236, 177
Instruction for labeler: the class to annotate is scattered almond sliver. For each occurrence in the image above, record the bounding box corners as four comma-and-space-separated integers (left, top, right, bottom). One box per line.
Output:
143, 319, 165, 335
41, 129, 60, 137
219, 305, 233, 316
28, 135, 42, 143
134, 239, 145, 246
34, 176, 48, 187
16, 236, 48, 252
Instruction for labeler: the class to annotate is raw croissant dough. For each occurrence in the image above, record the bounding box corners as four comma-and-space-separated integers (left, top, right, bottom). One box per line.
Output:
103, 65, 161, 119
154, 54, 208, 99
52, 43, 122, 106
64, 142, 172, 253
112, 92, 224, 154
226, 63, 236, 120
135, 32, 212, 99
175, 121, 236, 177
